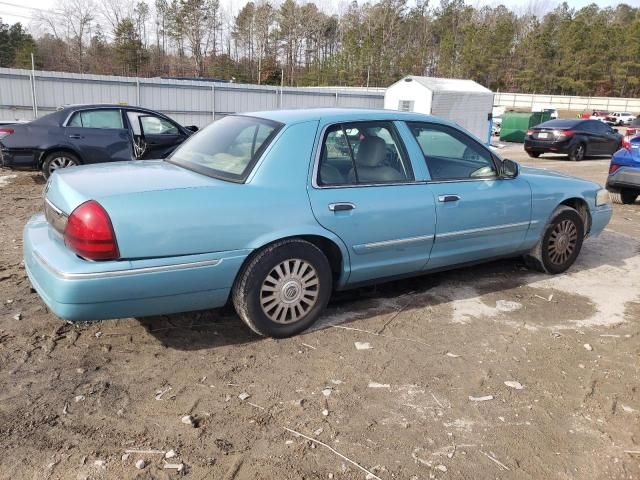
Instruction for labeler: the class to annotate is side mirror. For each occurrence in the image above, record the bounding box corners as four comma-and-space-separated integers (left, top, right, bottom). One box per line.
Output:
502, 158, 519, 178
185, 125, 199, 133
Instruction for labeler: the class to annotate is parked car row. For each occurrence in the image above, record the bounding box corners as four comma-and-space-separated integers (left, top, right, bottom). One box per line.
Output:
20, 107, 613, 337
0, 105, 197, 178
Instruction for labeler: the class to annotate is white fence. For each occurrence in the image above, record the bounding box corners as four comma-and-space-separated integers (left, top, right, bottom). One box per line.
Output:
0, 68, 384, 126
494, 92, 640, 113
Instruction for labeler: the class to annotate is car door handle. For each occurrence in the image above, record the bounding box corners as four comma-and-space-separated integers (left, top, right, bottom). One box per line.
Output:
68, 134, 83, 139
438, 194, 461, 203
328, 202, 356, 212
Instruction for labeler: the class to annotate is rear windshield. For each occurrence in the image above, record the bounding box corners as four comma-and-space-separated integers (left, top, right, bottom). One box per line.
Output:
168, 115, 282, 182
536, 119, 579, 129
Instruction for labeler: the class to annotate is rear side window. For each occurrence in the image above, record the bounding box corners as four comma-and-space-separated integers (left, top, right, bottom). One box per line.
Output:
317, 121, 413, 186
69, 109, 123, 129
168, 115, 281, 182
407, 122, 497, 181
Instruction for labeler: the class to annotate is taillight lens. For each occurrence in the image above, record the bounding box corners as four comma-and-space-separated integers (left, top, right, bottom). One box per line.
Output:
64, 200, 119, 260
626, 128, 637, 136
526, 129, 534, 136
0, 128, 14, 140
557, 130, 575, 137
609, 164, 621, 174
622, 136, 631, 150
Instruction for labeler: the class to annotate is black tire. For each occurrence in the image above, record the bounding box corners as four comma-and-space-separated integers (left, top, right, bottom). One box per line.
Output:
527, 152, 541, 158
568, 143, 586, 161
620, 189, 639, 205
523, 206, 585, 274
42, 151, 81, 179
232, 239, 332, 338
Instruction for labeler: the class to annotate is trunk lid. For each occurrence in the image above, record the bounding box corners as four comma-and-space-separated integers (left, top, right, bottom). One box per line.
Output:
45, 160, 217, 214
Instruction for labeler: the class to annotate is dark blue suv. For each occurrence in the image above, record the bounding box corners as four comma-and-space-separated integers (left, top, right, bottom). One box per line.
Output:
607, 136, 640, 204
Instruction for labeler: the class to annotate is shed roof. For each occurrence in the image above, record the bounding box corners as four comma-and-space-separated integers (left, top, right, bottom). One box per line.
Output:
396, 76, 492, 94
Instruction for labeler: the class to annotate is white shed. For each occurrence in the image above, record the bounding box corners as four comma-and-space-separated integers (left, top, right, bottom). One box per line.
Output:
384, 76, 494, 143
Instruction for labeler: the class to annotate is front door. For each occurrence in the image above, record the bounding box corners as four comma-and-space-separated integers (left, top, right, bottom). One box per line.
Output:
405, 122, 532, 270
66, 108, 131, 164
307, 121, 436, 285
127, 112, 187, 159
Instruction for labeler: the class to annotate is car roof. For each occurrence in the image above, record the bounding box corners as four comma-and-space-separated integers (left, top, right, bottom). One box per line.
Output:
241, 108, 450, 126
57, 104, 162, 114
536, 119, 583, 128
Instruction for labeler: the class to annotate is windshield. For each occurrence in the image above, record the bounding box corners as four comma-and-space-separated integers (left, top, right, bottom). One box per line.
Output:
168, 115, 282, 182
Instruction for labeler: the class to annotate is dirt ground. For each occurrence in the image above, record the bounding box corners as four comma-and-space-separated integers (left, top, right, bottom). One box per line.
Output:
0, 145, 639, 480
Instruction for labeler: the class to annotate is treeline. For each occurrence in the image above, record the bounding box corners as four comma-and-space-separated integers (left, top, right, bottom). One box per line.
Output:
1, 0, 639, 97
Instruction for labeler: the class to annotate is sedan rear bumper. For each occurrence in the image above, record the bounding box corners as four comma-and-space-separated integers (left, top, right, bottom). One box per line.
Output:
0, 147, 38, 169
23, 214, 250, 321
524, 139, 571, 154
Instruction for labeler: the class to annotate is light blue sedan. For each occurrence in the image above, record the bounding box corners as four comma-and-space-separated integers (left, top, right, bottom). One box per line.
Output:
23, 109, 613, 337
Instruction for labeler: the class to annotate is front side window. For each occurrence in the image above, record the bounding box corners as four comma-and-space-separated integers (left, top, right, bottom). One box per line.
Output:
69, 109, 123, 129
317, 121, 413, 186
407, 122, 497, 181
140, 115, 179, 135
168, 115, 281, 182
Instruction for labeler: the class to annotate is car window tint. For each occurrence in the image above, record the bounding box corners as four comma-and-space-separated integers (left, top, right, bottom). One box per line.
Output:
169, 115, 279, 182
318, 121, 413, 186
407, 122, 497, 181
140, 116, 179, 135
70, 110, 123, 129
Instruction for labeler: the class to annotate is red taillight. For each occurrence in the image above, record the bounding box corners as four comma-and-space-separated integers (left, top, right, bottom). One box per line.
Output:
622, 136, 632, 150
526, 129, 534, 136
0, 128, 14, 140
558, 130, 575, 137
64, 200, 119, 260
609, 164, 621, 174
626, 128, 637, 136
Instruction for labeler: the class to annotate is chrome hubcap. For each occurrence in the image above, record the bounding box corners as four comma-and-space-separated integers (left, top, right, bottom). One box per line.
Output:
548, 219, 578, 265
49, 156, 77, 174
576, 146, 584, 159
260, 259, 319, 324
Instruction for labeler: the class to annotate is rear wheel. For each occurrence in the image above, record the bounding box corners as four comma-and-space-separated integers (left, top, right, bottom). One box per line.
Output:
527, 152, 541, 158
524, 206, 584, 274
611, 188, 638, 205
232, 239, 332, 338
568, 143, 586, 161
42, 151, 80, 179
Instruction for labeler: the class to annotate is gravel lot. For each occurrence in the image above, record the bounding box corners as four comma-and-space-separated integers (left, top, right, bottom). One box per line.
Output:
0, 144, 638, 480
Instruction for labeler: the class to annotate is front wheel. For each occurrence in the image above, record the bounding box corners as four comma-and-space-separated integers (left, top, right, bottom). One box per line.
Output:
232, 239, 332, 338
524, 206, 585, 274
42, 151, 80, 179
527, 152, 541, 158
568, 143, 586, 161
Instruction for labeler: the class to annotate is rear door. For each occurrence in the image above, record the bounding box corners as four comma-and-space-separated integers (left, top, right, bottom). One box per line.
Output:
405, 122, 532, 270
307, 121, 436, 285
66, 109, 131, 164
126, 111, 187, 159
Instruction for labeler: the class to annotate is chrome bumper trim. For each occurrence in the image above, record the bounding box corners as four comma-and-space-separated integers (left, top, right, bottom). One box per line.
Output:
34, 250, 222, 280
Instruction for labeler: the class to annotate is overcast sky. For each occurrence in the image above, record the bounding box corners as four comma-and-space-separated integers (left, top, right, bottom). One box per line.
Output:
1, 0, 636, 30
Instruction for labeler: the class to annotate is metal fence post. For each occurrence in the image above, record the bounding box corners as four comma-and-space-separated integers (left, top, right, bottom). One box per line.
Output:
136, 78, 141, 106
30, 53, 38, 118
211, 85, 215, 121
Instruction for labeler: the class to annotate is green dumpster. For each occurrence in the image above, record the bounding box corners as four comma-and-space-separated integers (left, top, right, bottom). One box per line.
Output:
500, 112, 552, 143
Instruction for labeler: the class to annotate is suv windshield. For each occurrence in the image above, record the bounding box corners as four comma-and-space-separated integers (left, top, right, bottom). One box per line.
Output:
168, 115, 282, 182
